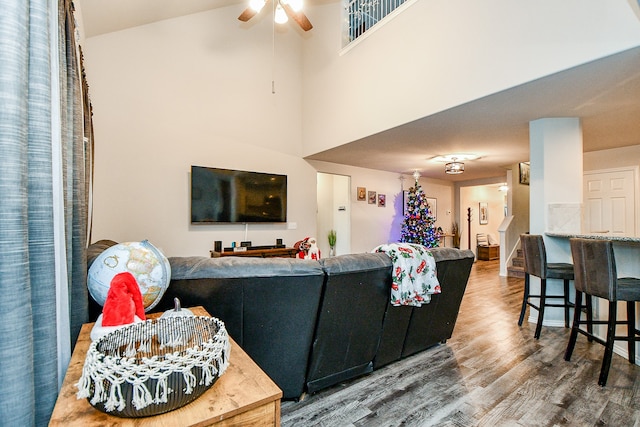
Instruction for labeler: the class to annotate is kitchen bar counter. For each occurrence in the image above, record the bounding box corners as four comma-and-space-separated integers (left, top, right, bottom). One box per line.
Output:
546, 232, 640, 245
545, 232, 640, 277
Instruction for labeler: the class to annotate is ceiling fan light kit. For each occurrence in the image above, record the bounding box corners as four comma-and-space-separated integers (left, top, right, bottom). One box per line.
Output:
239, 0, 313, 31
274, 4, 288, 23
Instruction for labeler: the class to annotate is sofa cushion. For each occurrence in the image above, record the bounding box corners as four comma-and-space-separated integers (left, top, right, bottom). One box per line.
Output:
168, 256, 324, 279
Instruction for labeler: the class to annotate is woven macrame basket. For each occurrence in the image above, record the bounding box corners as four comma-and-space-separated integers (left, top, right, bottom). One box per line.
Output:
76, 316, 230, 418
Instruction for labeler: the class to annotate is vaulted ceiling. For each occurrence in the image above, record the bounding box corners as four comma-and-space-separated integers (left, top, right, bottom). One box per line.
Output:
77, 0, 640, 182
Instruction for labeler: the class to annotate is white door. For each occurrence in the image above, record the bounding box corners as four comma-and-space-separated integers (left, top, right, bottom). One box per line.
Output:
583, 168, 636, 236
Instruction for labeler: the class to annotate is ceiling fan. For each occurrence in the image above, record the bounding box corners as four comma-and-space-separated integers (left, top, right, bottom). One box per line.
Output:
238, 0, 313, 31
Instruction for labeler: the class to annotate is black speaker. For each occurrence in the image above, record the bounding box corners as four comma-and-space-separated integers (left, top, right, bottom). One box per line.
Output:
241, 241, 252, 247
214, 241, 222, 252
276, 238, 283, 247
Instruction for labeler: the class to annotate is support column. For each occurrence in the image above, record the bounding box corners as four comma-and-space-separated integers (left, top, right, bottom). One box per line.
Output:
528, 118, 583, 326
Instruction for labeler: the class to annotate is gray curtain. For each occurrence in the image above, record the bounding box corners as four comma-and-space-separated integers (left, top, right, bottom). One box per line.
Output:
60, 0, 90, 347
0, 0, 91, 425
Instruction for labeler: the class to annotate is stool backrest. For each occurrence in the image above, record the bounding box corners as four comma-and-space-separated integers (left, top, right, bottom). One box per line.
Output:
520, 234, 548, 279
569, 238, 617, 300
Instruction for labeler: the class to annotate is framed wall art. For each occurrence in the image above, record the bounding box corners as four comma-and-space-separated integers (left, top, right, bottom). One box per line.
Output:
426, 197, 437, 220
368, 191, 377, 204
357, 187, 366, 201
519, 162, 530, 185
378, 194, 386, 207
479, 202, 488, 225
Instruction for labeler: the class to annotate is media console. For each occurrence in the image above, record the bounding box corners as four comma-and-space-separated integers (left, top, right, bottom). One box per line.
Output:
210, 246, 298, 258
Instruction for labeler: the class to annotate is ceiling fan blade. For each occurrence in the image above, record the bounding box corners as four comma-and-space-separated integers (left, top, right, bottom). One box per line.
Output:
238, 6, 257, 22
282, 3, 313, 31
239, 0, 272, 22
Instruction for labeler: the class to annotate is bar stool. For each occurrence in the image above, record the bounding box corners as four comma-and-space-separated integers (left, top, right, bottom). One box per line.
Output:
518, 234, 575, 339
564, 238, 640, 386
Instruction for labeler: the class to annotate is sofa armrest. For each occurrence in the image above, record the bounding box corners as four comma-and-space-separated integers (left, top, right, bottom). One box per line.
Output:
428, 247, 475, 262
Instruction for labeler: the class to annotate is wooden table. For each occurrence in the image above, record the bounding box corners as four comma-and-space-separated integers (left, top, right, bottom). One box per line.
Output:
438, 234, 455, 247
49, 307, 282, 426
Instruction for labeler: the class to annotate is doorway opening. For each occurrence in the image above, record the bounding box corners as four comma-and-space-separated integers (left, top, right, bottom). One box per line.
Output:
317, 173, 351, 256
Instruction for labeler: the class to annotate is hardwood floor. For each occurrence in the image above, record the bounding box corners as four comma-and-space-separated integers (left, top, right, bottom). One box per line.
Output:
281, 260, 640, 426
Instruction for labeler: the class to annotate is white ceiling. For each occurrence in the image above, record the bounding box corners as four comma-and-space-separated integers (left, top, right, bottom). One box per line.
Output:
76, 0, 640, 182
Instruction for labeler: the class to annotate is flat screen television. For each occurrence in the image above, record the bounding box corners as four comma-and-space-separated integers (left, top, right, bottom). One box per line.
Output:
191, 165, 287, 223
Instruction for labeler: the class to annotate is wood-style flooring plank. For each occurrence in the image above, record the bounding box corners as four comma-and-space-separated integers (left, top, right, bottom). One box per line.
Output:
281, 260, 640, 426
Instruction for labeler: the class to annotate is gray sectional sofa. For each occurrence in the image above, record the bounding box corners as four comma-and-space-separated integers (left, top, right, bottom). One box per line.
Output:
87, 241, 475, 400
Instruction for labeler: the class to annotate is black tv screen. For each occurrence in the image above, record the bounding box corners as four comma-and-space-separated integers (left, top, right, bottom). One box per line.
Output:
191, 166, 287, 223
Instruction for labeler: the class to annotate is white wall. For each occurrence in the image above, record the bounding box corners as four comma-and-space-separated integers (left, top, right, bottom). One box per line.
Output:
310, 161, 401, 252
507, 163, 531, 258
82, 7, 315, 256
584, 145, 640, 171
302, 0, 640, 156
310, 162, 455, 253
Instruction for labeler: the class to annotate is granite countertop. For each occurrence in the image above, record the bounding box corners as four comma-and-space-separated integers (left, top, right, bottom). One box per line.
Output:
546, 232, 640, 245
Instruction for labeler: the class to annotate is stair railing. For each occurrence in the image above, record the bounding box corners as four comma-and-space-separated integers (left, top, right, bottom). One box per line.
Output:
343, 0, 414, 46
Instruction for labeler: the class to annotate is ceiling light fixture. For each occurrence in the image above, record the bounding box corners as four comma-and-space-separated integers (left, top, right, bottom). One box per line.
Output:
240, 0, 313, 31
445, 159, 465, 174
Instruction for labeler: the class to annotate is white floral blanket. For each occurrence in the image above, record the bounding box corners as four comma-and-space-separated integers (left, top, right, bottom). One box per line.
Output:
373, 243, 440, 307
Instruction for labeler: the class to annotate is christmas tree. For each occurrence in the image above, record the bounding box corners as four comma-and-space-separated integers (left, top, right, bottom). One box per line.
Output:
400, 180, 440, 247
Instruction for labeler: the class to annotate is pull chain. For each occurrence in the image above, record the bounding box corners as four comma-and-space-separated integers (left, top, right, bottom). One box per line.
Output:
272, 0, 276, 94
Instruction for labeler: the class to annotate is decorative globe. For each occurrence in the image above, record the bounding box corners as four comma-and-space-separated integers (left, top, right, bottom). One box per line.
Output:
88, 240, 171, 312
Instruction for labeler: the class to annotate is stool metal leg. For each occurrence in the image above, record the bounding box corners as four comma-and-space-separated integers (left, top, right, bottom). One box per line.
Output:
518, 273, 530, 326
534, 279, 547, 339
563, 279, 571, 328
564, 291, 582, 361
586, 295, 593, 340
627, 301, 636, 364
599, 301, 618, 387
